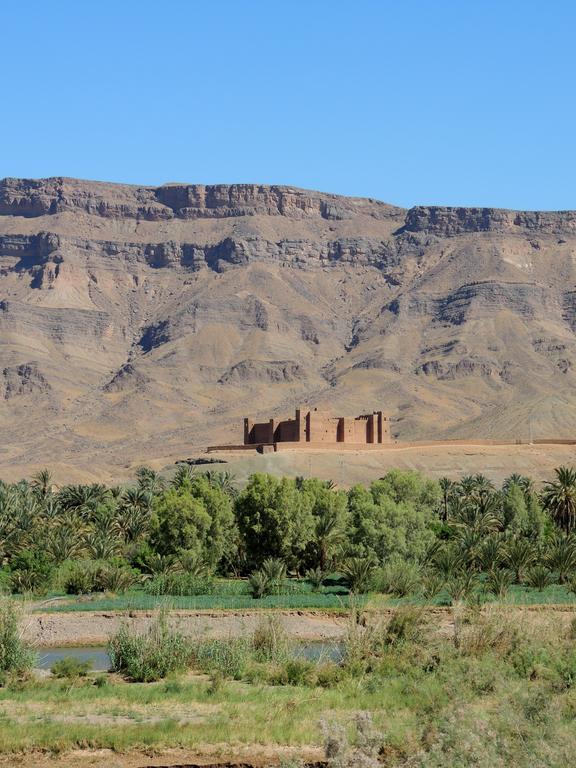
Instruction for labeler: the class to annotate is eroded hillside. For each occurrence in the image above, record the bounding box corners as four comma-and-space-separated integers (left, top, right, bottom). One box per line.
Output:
2, 177, 576, 479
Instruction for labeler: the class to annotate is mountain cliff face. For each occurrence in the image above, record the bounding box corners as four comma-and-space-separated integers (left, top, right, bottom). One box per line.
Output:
2, 177, 576, 479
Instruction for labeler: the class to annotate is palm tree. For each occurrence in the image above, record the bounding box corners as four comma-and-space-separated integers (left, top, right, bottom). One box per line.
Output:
342, 556, 375, 594
204, 470, 238, 497
136, 466, 166, 495
541, 466, 576, 533
431, 545, 465, 579
45, 525, 84, 562
58, 484, 108, 520
314, 508, 346, 570
486, 568, 513, 599
116, 486, 153, 542
31, 468, 54, 498
503, 474, 534, 496
472, 474, 496, 496
502, 537, 536, 583
452, 496, 501, 536
456, 528, 484, 571
116, 489, 152, 544
171, 464, 196, 490
546, 534, 576, 583
438, 477, 454, 522
85, 530, 119, 560
140, 553, 179, 576
476, 534, 504, 572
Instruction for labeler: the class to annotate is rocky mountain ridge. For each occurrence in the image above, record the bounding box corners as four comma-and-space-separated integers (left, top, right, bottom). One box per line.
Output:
2, 177, 576, 480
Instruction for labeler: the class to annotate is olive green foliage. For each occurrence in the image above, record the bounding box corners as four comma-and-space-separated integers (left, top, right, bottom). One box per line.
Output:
0, 601, 35, 677
108, 614, 193, 682
50, 656, 91, 678
347, 470, 439, 563
4, 464, 576, 606
150, 475, 237, 567
235, 474, 314, 569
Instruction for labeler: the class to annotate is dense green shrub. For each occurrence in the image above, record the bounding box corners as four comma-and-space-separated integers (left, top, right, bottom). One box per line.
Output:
235, 474, 314, 569
145, 573, 216, 596
62, 560, 138, 595
193, 637, 252, 679
150, 477, 237, 567
0, 601, 35, 677
377, 559, 422, 596
108, 615, 193, 682
50, 657, 91, 678
9, 550, 54, 594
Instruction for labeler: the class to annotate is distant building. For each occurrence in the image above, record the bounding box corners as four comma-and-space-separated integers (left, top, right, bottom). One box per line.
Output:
243, 407, 391, 448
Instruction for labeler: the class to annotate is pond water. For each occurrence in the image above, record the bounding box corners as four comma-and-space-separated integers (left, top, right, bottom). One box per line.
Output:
37, 646, 111, 671
36, 642, 344, 671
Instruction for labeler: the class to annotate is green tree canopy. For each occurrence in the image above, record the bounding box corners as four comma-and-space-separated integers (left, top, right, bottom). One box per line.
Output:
347, 471, 439, 564
235, 473, 314, 570
150, 476, 236, 567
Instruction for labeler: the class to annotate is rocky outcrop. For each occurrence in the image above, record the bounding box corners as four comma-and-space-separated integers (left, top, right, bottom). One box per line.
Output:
0, 177, 402, 222
104, 363, 149, 393
2, 362, 51, 399
218, 360, 306, 384
403, 206, 576, 236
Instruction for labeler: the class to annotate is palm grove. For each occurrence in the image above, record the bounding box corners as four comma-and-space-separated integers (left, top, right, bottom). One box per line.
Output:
2, 464, 576, 601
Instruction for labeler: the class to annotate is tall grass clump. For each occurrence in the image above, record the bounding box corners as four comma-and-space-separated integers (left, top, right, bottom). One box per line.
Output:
377, 559, 422, 597
108, 613, 192, 681
145, 573, 216, 597
192, 614, 293, 681
193, 636, 252, 679
0, 601, 35, 679
251, 614, 292, 662
344, 604, 426, 673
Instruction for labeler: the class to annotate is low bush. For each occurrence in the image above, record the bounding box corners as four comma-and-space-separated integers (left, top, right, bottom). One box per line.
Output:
62, 560, 138, 595
9, 550, 54, 595
108, 614, 193, 681
145, 573, 216, 596
377, 560, 422, 597
50, 657, 91, 678
0, 601, 35, 678
252, 614, 292, 662
193, 637, 252, 679
385, 606, 427, 646
270, 657, 316, 686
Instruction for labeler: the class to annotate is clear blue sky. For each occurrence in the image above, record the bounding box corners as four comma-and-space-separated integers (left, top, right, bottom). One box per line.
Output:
2, 0, 575, 210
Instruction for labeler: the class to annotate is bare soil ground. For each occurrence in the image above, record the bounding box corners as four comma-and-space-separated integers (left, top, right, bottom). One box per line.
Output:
23, 603, 576, 647
24, 609, 349, 647
200, 442, 576, 488
0, 746, 324, 768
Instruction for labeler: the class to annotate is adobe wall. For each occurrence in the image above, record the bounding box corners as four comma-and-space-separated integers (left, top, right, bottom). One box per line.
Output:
275, 418, 299, 442
244, 418, 274, 444
243, 408, 392, 446
307, 410, 341, 442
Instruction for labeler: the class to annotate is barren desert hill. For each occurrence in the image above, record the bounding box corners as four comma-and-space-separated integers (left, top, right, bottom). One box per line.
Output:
2, 176, 576, 481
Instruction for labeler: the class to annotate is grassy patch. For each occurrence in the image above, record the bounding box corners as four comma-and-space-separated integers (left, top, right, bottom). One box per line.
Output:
35, 583, 356, 612
1, 608, 576, 765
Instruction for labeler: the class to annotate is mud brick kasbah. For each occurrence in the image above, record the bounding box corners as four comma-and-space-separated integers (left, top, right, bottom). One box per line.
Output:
234, 408, 391, 452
